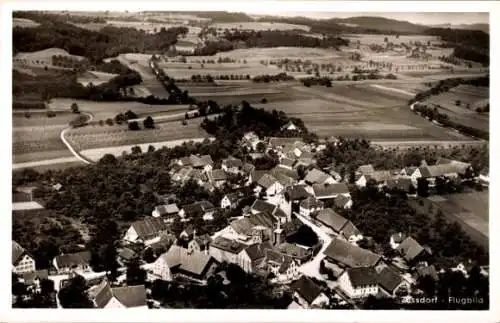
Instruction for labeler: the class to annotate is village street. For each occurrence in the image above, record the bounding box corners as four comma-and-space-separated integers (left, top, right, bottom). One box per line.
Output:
294, 212, 332, 281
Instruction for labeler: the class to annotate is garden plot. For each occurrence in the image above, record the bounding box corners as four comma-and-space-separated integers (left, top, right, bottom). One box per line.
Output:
211, 22, 310, 32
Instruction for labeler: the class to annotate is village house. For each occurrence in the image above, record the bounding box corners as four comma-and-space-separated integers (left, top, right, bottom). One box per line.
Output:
93, 279, 147, 308
209, 237, 251, 273
269, 166, 300, 183
248, 170, 267, 186
313, 208, 361, 241
220, 193, 240, 209
338, 265, 407, 299
273, 242, 312, 265
386, 178, 414, 194
312, 183, 351, 200
299, 196, 324, 217
334, 195, 353, 209
187, 234, 212, 255
242, 132, 261, 151
190, 154, 214, 173
19, 270, 49, 294
290, 276, 329, 309
415, 264, 440, 282
218, 211, 275, 244
242, 162, 256, 175
396, 236, 432, 266
268, 137, 303, 151
206, 169, 228, 188
304, 168, 337, 186
281, 121, 301, 132
171, 167, 206, 185
357, 164, 375, 176
356, 170, 395, 188
278, 157, 297, 170
179, 200, 216, 221
250, 199, 289, 223
435, 157, 472, 176
123, 218, 169, 246
243, 241, 273, 274
255, 173, 284, 197
323, 238, 383, 278
117, 247, 139, 266
151, 203, 179, 219
12, 241, 36, 274
53, 250, 92, 274
265, 249, 300, 282
152, 245, 218, 284
389, 232, 407, 249
221, 156, 243, 174
284, 185, 312, 205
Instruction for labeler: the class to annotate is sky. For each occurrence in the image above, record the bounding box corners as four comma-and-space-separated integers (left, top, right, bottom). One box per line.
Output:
245, 12, 489, 26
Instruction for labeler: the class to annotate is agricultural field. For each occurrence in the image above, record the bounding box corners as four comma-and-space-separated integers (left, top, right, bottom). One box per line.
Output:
423, 84, 489, 132
12, 112, 78, 163
253, 83, 474, 141
77, 71, 117, 87
211, 22, 311, 32
342, 34, 441, 46
13, 18, 40, 28
13, 48, 85, 67
158, 61, 282, 79
48, 98, 190, 121
65, 117, 209, 151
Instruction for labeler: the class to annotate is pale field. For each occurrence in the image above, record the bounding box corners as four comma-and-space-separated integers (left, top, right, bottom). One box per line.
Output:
159, 63, 281, 79
77, 71, 117, 86
14, 48, 85, 63
48, 98, 188, 121
65, 118, 209, 151
13, 18, 40, 28
80, 137, 213, 161
211, 22, 310, 32
343, 34, 441, 46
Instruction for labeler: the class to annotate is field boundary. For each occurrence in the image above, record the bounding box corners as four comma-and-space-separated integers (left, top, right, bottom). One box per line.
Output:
60, 112, 94, 165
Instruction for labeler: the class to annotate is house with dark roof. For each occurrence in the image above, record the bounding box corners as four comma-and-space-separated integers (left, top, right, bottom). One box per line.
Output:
152, 204, 179, 218
313, 209, 360, 241
190, 154, 214, 172
396, 237, 432, 265
338, 266, 408, 299
256, 173, 284, 197
334, 194, 353, 209
248, 170, 267, 186
188, 234, 212, 255
284, 185, 311, 202
291, 276, 329, 308
221, 193, 240, 209
244, 241, 273, 272
93, 279, 147, 308
265, 249, 299, 282
323, 238, 383, 277
250, 199, 289, 222
53, 251, 92, 274
281, 121, 301, 132
299, 196, 324, 217
117, 247, 139, 266
209, 237, 252, 273
304, 168, 336, 186
312, 183, 350, 200
123, 218, 169, 246
179, 200, 216, 221
20, 269, 49, 293
226, 212, 275, 243
278, 157, 297, 170
152, 245, 218, 283
12, 241, 36, 274
415, 264, 439, 282
273, 242, 312, 264
206, 169, 228, 188
221, 156, 243, 174
386, 178, 414, 193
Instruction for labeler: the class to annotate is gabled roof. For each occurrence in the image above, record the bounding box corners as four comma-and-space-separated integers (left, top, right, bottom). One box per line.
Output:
222, 157, 243, 169
390, 232, 407, 244
250, 170, 268, 183
179, 156, 193, 166
334, 195, 351, 208
154, 204, 179, 215
54, 251, 91, 268
300, 196, 324, 210
386, 178, 413, 192
131, 218, 168, 239
419, 164, 459, 178
182, 200, 215, 216
315, 208, 348, 232
94, 280, 146, 308
281, 121, 297, 129
396, 237, 430, 262
274, 173, 295, 187
304, 168, 333, 184
245, 242, 273, 262
404, 166, 417, 176
207, 169, 227, 182
270, 166, 299, 180
162, 245, 214, 276
268, 137, 302, 149
357, 164, 375, 175
340, 221, 361, 240
435, 158, 471, 174
313, 183, 349, 198
376, 267, 403, 293
230, 211, 275, 236
118, 248, 137, 261
416, 264, 439, 281
242, 163, 255, 173
367, 171, 393, 183
251, 199, 276, 215
210, 236, 247, 254
284, 185, 312, 200
279, 158, 296, 168
257, 173, 279, 189
190, 154, 214, 168
324, 238, 382, 268
346, 267, 379, 288
290, 276, 323, 304
193, 234, 212, 248
12, 241, 28, 265
21, 269, 49, 285
274, 243, 310, 261
223, 193, 240, 204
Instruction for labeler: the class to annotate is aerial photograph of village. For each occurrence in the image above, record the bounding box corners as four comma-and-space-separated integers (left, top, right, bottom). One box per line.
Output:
10, 8, 489, 311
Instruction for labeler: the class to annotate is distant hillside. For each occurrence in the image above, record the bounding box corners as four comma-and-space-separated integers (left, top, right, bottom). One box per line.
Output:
431, 23, 489, 34
331, 16, 428, 34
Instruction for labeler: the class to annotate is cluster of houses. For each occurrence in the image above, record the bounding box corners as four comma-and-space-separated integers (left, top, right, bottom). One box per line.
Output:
12, 129, 485, 309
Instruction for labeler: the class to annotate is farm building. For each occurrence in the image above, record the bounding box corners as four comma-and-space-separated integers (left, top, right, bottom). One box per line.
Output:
12, 241, 36, 274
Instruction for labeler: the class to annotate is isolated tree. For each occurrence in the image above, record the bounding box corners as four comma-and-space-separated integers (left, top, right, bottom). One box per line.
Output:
126, 258, 147, 286
105, 118, 114, 126
71, 102, 79, 114
128, 121, 140, 131
147, 145, 156, 153
131, 145, 142, 155
124, 110, 138, 120
417, 178, 429, 197
143, 116, 155, 129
